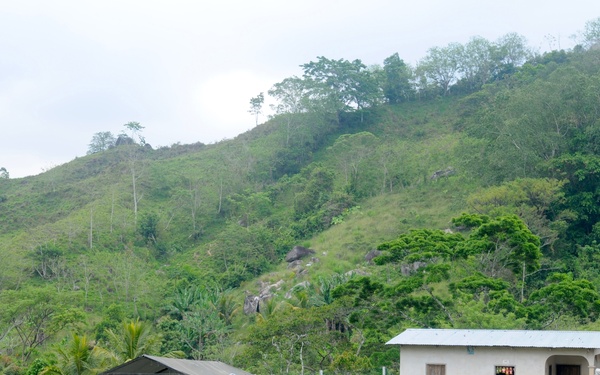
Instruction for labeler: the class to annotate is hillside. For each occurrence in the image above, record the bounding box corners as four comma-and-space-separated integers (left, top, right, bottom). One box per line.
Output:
1, 25, 600, 375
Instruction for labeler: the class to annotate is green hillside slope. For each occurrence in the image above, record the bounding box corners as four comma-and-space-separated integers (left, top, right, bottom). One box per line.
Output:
1, 25, 600, 375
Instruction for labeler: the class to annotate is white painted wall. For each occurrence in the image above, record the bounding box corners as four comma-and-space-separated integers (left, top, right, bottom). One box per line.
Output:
397, 345, 595, 375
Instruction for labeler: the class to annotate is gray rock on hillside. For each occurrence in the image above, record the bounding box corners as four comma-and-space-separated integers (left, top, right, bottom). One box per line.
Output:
243, 280, 285, 315
365, 249, 382, 264
243, 294, 260, 314
431, 166, 456, 180
285, 245, 315, 262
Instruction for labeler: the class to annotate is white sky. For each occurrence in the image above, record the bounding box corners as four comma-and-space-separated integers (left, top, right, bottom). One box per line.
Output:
1, 0, 598, 178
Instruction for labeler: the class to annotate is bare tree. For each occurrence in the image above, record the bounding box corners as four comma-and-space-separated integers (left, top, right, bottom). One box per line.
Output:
248, 93, 264, 126
122, 121, 145, 224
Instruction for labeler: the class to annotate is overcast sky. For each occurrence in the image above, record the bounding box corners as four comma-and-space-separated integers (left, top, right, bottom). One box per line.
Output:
1, 0, 598, 178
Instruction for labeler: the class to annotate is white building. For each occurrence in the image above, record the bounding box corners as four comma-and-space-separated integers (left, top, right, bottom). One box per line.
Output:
386, 329, 600, 375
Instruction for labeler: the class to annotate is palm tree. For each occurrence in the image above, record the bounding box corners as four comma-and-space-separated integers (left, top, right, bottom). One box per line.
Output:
101, 319, 161, 366
98, 318, 183, 366
216, 291, 241, 326
255, 298, 296, 324
41, 334, 108, 375
165, 286, 203, 320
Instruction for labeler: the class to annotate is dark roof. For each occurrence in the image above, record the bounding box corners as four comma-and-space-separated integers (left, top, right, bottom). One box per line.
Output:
386, 329, 600, 349
101, 355, 253, 375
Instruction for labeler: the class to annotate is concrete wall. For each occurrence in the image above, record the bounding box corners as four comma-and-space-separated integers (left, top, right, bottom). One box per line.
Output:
398, 345, 594, 375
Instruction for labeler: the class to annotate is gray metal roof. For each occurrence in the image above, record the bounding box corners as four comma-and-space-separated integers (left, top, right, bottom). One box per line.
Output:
386, 329, 600, 349
102, 355, 253, 375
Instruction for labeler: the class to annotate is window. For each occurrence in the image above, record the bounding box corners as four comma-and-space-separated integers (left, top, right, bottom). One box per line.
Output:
427, 364, 446, 375
495, 366, 515, 375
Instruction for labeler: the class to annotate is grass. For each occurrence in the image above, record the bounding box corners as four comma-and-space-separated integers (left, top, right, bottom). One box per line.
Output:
238, 172, 478, 298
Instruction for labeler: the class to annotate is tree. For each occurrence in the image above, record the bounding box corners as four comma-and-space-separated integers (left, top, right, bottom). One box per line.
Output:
463, 64, 599, 182
93, 304, 125, 344
138, 211, 159, 244
41, 334, 107, 375
248, 92, 264, 126
0, 167, 9, 179
451, 298, 525, 329
548, 154, 600, 244
453, 214, 542, 279
123, 121, 145, 145
28, 243, 64, 280
87, 132, 116, 154
121, 122, 145, 223
527, 273, 600, 328
458, 36, 495, 92
301, 56, 381, 122
161, 286, 232, 359
375, 228, 464, 265
465, 178, 567, 251
239, 306, 354, 374
100, 319, 164, 366
179, 302, 226, 360
269, 77, 309, 146
294, 166, 335, 218
495, 33, 530, 68
164, 286, 204, 320
382, 53, 414, 103
416, 43, 463, 95
0, 287, 86, 362
580, 17, 600, 49
216, 290, 241, 326
224, 190, 272, 227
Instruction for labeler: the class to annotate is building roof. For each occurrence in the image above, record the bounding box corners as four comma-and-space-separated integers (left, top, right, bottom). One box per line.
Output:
386, 329, 600, 349
101, 355, 253, 375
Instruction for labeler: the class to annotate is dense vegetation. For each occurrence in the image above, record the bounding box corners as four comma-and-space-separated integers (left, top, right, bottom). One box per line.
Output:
1, 17, 600, 375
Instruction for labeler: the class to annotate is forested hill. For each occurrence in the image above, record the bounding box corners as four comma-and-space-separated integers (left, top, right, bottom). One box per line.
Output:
1, 18, 600, 375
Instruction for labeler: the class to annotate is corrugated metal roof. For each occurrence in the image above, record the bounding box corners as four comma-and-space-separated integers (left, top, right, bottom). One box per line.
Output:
101, 355, 253, 375
386, 329, 600, 349
144, 356, 253, 375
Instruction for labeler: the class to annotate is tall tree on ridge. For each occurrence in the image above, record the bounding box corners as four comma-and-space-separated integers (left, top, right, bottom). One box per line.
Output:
581, 17, 600, 49
269, 77, 308, 147
248, 92, 264, 126
301, 56, 380, 123
123, 121, 145, 224
382, 53, 413, 103
416, 43, 463, 96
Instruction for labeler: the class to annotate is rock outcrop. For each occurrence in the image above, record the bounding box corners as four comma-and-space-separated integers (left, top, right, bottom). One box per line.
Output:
365, 249, 382, 264
285, 245, 316, 262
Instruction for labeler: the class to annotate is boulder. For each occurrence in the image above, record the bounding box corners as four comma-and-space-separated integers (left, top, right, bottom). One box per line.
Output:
258, 279, 284, 298
285, 245, 316, 262
431, 166, 456, 180
244, 280, 285, 315
345, 269, 369, 277
115, 134, 134, 146
243, 294, 260, 314
365, 249, 382, 264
